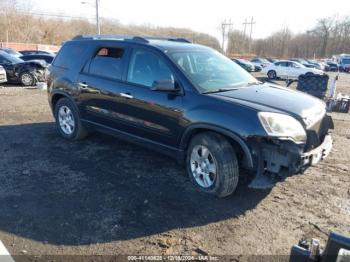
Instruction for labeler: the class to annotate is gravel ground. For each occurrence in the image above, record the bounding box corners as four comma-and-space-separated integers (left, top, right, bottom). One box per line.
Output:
0, 72, 349, 260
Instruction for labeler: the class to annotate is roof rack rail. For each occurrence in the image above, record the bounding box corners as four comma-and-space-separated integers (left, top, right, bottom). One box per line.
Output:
72, 35, 191, 44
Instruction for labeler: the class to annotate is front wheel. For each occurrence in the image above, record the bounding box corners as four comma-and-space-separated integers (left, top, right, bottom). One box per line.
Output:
20, 72, 36, 86
54, 98, 88, 140
186, 132, 239, 198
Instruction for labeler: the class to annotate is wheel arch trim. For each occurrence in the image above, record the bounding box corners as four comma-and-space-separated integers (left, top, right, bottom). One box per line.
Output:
180, 124, 254, 169
50, 91, 81, 118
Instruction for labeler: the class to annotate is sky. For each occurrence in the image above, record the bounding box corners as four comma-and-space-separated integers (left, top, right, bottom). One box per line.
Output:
27, 0, 350, 42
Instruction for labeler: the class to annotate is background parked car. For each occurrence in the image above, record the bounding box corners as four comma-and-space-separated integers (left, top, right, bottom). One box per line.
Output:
262, 60, 324, 79
289, 58, 316, 68
266, 58, 278, 63
232, 58, 255, 72
0, 50, 47, 86
335, 54, 350, 72
0, 65, 7, 84
19, 50, 55, 56
20, 54, 55, 64
326, 61, 339, 72
307, 60, 325, 71
253, 64, 262, 72
250, 57, 271, 68
0, 48, 22, 57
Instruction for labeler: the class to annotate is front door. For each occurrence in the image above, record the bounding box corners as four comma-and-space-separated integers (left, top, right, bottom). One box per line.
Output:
116, 48, 184, 147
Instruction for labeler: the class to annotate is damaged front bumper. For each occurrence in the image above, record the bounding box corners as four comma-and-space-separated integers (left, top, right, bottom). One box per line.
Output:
300, 134, 332, 166
249, 133, 333, 189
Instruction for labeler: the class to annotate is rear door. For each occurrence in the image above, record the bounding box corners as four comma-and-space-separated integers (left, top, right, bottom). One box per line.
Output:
77, 45, 132, 131
276, 61, 287, 77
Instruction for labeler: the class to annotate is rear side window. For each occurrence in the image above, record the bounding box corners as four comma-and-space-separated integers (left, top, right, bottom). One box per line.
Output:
53, 42, 88, 69
88, 47, 124, 80
279, 62, 288, 67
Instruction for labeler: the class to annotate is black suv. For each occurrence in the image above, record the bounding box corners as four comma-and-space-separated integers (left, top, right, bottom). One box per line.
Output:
47, 35, 333, 197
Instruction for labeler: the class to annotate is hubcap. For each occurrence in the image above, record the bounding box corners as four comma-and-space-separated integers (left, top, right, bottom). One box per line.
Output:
58, 106, 75, 135
190, 145, 217, 188
21, 74, 33, 85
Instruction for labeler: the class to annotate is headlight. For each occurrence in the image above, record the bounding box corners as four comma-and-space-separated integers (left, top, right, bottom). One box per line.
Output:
258, 112, 306, 143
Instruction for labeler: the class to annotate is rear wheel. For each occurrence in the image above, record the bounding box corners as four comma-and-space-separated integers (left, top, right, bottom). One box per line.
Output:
267, 70, 277, 79
186, 132, 239, 198
54, 98, 88, 140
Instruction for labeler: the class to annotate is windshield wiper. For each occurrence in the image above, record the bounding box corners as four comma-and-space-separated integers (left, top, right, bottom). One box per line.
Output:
202, 87, 240, 94
245, 81, 263, 86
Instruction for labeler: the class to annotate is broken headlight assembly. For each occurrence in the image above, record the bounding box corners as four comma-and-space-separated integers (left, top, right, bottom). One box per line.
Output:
258, 112, 307, 143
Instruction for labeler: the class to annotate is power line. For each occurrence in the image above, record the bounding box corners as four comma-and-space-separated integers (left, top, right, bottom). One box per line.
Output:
243, 17, 256, 53
221, 19, 233, 54
15, 9, 96, 20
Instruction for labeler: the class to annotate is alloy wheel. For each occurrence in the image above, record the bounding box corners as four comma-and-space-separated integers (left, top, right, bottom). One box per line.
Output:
190, 145, 217, 188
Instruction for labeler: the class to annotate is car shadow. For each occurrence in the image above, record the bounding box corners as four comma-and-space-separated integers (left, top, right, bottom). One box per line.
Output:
0, 122, 271, 245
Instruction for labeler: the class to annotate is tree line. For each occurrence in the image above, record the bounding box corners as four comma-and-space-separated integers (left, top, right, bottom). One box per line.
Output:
1, 0, 349, 58
227, 16, 350, 58
0, 0, 221, 50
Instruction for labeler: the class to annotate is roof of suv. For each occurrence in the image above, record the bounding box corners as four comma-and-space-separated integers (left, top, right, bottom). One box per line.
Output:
70, 34, 210, 52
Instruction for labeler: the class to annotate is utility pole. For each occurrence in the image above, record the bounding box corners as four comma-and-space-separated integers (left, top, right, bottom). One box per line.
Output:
248, 17, 256, 54
6, 30, 9, 46
96, 0, 100, 35
242, 18, 248, 36
220, 19, 233, 54
82, 0, 101, 34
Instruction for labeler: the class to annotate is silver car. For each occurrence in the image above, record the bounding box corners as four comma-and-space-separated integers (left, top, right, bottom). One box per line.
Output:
0, 65, 7, 84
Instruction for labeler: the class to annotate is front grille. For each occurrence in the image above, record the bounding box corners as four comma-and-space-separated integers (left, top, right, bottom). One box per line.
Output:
305, 115, 331, 151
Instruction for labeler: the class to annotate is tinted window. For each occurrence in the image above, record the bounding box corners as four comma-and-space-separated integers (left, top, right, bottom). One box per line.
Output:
88, 47, 124, 80
274, 62, 281, 66
127, 50, 174, 87
279, 62, 288, 67
53, 42, 87, 69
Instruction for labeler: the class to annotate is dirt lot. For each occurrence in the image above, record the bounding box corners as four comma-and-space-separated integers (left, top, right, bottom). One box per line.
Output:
0, 72, 349, 260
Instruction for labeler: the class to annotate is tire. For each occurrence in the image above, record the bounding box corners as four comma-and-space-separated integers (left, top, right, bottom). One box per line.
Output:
20, 72, 36, 86
305, 72, 314, 76
267, 70, 277, 80
186, 132, 239, 198
54, 98, 88, 140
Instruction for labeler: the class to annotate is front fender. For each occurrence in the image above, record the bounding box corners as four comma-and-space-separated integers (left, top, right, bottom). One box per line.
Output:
180, 123, 255, 169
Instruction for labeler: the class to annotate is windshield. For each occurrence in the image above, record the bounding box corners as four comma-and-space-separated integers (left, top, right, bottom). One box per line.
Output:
0, 51, 23, 64
169, 49, 257, 93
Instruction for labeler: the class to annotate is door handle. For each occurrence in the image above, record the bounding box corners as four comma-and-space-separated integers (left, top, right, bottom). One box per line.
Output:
120, 93, 133, 99
78, 82, 88, 88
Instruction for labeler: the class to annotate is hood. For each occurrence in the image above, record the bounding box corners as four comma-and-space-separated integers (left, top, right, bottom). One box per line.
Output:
210, 83, 326, 127
17, 60, 47, 68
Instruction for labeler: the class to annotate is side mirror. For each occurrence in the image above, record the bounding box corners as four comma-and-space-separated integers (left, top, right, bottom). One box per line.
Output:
151, 79, 176, 92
